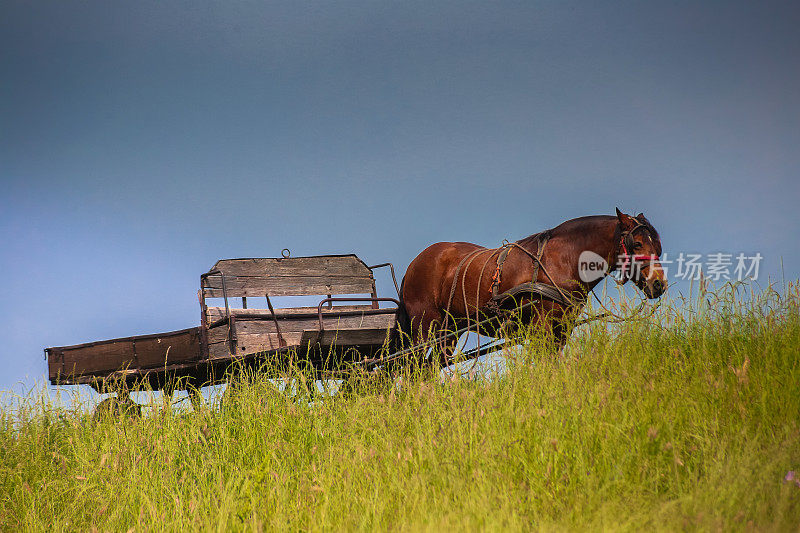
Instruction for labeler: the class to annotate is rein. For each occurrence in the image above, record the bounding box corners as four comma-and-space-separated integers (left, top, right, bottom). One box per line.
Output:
440, 232, 576, 341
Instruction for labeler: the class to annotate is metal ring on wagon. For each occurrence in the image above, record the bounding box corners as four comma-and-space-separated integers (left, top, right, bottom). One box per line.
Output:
281, 248, 291, 258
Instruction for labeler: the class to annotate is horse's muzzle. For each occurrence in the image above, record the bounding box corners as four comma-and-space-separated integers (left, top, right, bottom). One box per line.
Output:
643, 278, 667, 299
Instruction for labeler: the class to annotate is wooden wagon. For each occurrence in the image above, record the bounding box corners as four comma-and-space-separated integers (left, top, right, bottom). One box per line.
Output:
45, 254, 401, 409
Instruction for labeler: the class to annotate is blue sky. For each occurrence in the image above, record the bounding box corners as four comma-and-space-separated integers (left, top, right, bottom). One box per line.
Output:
2, 1, 799, 395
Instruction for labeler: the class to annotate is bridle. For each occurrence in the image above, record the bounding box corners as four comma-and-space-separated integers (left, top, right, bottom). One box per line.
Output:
617, 221, 660, 284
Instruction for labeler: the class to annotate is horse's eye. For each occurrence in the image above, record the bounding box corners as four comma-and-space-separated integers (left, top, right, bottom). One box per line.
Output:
633, 242, 643, 250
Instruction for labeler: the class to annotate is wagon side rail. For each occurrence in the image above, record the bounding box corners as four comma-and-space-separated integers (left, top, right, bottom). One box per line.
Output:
367, 262, 401, 297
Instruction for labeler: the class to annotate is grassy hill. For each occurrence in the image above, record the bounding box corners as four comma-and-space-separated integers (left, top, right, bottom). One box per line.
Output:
2, 283, 799, 531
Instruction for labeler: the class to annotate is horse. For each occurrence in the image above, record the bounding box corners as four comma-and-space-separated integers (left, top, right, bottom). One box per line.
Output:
394, 208, 666, 365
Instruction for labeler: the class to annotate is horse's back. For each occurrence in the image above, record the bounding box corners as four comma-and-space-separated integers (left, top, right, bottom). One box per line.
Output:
402, 241, 488, 309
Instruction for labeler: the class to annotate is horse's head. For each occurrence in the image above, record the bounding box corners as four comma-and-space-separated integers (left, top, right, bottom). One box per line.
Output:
615, 208, 667, 299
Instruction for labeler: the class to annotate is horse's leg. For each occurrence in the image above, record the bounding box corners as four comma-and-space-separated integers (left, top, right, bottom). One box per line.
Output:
538, 303, 575, 358
415, 311, 443, 366
552, 317, 577, 356
420, 313, 475, 372
400, 241, 491, 372
433, 330, 460, 370
390, 299, 443, 374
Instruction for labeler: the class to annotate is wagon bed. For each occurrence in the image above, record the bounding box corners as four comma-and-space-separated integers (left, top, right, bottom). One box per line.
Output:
45, 254, 399, 393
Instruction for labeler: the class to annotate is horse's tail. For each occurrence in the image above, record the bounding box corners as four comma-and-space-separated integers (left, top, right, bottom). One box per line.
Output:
391, 276, 412, 353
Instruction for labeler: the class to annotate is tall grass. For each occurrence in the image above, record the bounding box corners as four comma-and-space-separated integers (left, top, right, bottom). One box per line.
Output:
2, 282, 799, 531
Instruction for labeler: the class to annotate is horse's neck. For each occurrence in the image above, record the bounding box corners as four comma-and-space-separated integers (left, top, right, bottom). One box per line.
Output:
528, 218, 618, 294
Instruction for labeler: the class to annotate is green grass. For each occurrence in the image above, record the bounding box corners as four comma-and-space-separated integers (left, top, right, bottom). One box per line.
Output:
2, 282, 800, 531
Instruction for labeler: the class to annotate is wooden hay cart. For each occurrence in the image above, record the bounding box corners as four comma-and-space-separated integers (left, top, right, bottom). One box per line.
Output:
45, 254, 400, 410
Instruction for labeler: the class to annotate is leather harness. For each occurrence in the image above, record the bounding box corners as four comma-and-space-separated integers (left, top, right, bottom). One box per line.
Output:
441, 230, 575, 338
486, 231, 577, 315
442, 220, 658, 333
485, 220, 659, 316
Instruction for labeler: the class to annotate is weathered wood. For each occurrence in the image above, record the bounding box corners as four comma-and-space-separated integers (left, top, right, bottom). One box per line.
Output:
201, 275, 374, 298
130, 330, 203, 368
209, 255, 371, 278
202, 255, 377, 298
47, 328, 202, 384
206, 312, 396, 357
208, 332, 303, 358
49, 346, 291, 388
207, 328, 393, 359
207, 313, 394, 342
300, 328, 391, 347
56, 341, 135, 378
205, 304, 383, 323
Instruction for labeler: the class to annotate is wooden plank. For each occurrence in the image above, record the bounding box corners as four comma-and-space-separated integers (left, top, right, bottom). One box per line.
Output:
48, 351, 61, 381
201, 276, 374, 298
205, 304, 378, 323
206, 313, 395, 344
206, 313, 396, 357
209, 255, 371, 278
47, 327, 202, 383
300, 328, 391, 347
208, 332, 305, 359
130, 329, 203, 368
59, 340, 135, 377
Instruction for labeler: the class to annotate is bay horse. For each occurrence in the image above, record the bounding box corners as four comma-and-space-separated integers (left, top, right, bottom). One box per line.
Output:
395, 208, 666, 364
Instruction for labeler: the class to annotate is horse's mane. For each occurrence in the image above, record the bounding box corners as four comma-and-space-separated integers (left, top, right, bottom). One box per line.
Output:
633, 214, 661, 245
515, 215, 610, 247
515, 229, 553, 249
516, 213, 660, 250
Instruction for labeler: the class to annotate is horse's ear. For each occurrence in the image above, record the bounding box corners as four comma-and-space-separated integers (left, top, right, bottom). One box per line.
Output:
615, 207, 634, 227
636, 212, 645, 220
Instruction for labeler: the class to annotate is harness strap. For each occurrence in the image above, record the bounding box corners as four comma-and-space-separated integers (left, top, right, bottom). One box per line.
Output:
490, 246, 511, 300
497, 237, 578, 310
490, 232, 550, 300
442, 247, 498, 339
531, 233, 548, 285
484, 231, 581, 318
441, 230, 574, 341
